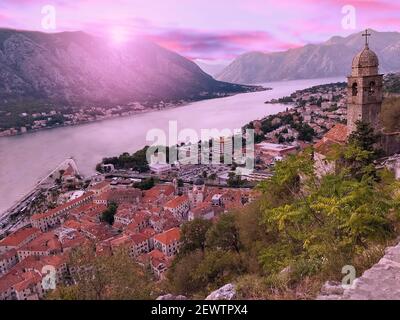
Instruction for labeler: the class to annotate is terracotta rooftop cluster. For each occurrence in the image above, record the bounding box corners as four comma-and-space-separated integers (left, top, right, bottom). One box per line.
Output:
1, 177, 254, 299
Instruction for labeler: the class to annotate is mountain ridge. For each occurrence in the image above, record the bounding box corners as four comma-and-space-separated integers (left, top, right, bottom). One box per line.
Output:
217, 30, 400, 84
0, 28, 259, 108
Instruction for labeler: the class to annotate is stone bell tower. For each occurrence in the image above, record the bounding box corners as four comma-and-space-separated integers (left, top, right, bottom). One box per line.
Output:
347, 29, 383, 134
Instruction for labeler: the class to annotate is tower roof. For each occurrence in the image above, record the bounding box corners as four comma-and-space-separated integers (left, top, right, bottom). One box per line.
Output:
351, 29, 379, 76
352, 46, 379, 69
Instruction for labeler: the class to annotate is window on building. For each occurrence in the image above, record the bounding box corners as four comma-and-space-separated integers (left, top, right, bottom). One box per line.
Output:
369, 81, 376, 96
352, 82, 358, 96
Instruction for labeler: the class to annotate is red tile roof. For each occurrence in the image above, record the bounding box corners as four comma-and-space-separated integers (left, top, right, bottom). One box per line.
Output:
13, 271, 42, 292
0, 228, 40, 247
62, 219, 82, 230
324, 124, 348, 144
115, 208, 134, 220
130, 233, 148, 245
144, 184, 175, 200
110, 235, 132, 248
314, 124, 348, 156
18, 232, 61, 253
42, 254, 67, 268
31, 192, 94, 221
154, 227, 180, 245
136, 249, 166, 266
93, 191, 110, 202
164, 195, 189, 209
89, 180, 111, 191
0, 273, 24, 293
148, 249, 165, 260
14, 254, 67, 273
191, 203, 213, 217
61, 232, 88, 250
0, 248, 18, 261
139, 228, 156, 239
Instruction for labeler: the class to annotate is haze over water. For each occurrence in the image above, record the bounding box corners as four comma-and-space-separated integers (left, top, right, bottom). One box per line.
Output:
0, 77, 344, 215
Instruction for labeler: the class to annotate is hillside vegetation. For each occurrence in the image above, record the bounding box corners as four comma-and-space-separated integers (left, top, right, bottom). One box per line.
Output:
382, 97, 400, 132
165, 122, 400, 299
384, 73, 400, 94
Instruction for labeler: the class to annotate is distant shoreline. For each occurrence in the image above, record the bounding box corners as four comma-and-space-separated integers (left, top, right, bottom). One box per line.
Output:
0, 87, 269, 139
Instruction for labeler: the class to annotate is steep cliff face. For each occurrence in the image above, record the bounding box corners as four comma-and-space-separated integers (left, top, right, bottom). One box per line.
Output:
217, 30, 400, 84
0, 29, 255, 106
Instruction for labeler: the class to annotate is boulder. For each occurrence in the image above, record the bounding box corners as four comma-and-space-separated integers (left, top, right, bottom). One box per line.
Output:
156, 294, 188, 300
319, 281, 345, 296
205, 284, 236, 300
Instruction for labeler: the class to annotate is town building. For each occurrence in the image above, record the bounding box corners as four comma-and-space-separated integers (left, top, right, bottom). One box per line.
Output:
0, 227, 41, 254
153, 227, 181, 257
188, 203, 215, 221
255, 142, 297, 159
314, 123, 348, 176
31, 192, 94, 232
0, 249, 19, 274
188, 178, 206, 207
163, 195, 190, 220
17, 232, 62, 261
212, 136, 233, 163
149, 163, 172, 174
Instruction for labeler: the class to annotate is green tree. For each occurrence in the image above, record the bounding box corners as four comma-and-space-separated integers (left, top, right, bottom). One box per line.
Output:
98, 146, 151, 173
257, 148, 315, 205
47, 245, 154, 300
258, 152, 400, 283
295, 123, 315, 142
166, 250, 205, 296
100, 202, 118, 225
181, 219, 212, 253
206, 213, 241, 253
134, 177, 156, 190
348, 121, 381, 154
381, 97, 400, 132
338, 121, 382, 180
177, 179, 184, 187
167, 249, 244, 297
227, 172, 245, 187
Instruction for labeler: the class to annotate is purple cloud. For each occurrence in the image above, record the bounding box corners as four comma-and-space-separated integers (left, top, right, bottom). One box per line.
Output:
0, 0, 399, 60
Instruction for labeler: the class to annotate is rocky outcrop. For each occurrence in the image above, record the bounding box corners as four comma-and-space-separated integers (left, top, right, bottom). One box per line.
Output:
318, 242, 400, 300
155, 284, 236, 301
156, 294, 188, 300
205, 284, 236, 300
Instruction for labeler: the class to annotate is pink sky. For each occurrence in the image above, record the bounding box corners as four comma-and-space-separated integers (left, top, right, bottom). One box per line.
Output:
0, 0, 399, 62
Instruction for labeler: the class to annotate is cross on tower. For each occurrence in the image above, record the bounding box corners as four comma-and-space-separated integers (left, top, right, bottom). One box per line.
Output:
362, 29, 371, 47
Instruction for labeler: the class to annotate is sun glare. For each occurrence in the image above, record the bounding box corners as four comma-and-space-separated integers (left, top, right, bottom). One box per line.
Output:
110, 27, 129, 45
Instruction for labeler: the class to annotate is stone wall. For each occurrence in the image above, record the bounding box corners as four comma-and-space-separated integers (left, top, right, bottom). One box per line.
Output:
381, 132, 400, 156
318, 241, 400, 300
